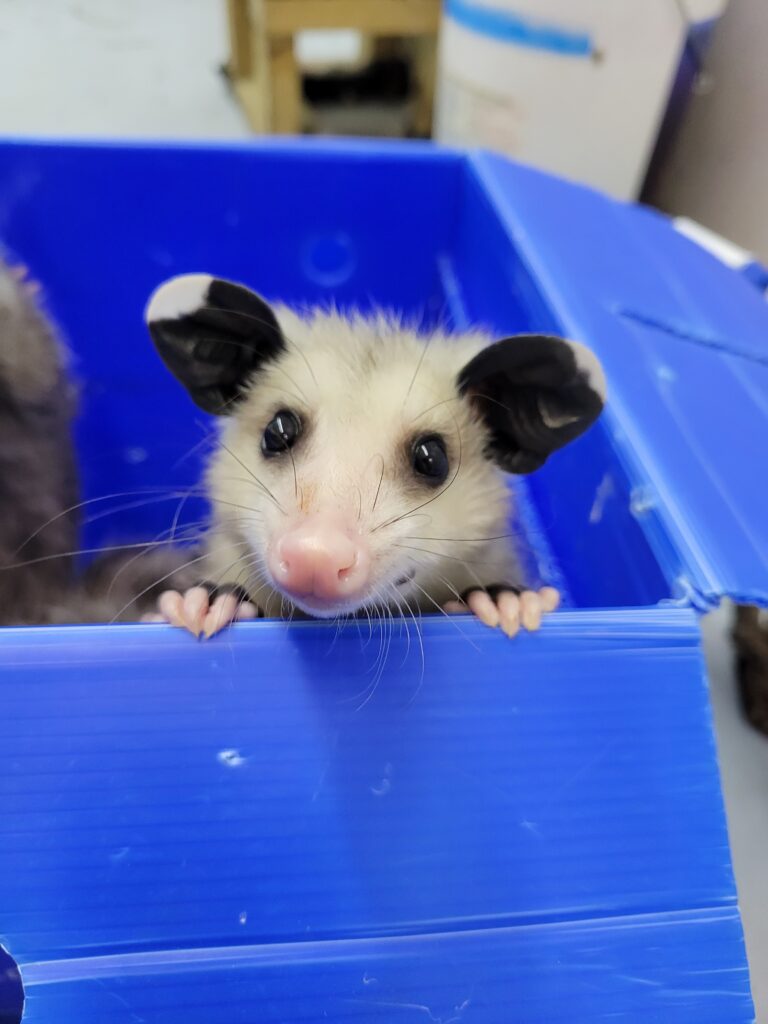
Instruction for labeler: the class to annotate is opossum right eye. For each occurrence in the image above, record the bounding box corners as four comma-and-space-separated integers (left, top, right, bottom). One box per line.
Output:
411, 434, 449, 485
261, 409, 302, 456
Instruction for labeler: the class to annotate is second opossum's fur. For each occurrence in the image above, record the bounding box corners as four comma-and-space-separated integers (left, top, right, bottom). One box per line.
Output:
0, 262, 197, 627
0, 262, 79, 625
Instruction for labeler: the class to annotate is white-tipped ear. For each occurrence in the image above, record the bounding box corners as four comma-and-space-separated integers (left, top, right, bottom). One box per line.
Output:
569, 340, 607, 404
144, 273, 214, 325
457, 334, 606, 475
145, 274, 285, 415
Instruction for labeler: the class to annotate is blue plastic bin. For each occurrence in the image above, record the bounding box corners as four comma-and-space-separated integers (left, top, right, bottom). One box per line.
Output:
0, 139, 765, 1023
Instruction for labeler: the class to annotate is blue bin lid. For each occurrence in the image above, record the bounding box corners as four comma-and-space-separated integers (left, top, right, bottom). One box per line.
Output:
473, 151, 768, 609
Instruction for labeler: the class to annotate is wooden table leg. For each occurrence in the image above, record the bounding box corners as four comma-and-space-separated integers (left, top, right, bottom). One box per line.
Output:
269, 34, 303, 134
226, 0, 252, 78
228, 0, 271, 132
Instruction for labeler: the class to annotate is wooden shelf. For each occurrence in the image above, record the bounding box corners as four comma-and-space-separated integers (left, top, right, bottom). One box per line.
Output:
225, 0, 440, 135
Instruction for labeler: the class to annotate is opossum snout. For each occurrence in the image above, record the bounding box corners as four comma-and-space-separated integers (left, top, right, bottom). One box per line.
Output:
268, 516, 371, 612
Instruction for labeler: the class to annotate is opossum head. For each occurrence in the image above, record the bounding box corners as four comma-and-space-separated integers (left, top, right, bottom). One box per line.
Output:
146, 275, 605, 618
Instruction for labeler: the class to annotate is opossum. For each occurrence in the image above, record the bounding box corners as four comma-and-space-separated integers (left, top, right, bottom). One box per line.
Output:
0, 261, 80, 625
0, 263, 198, 628
142, 274, 606, 639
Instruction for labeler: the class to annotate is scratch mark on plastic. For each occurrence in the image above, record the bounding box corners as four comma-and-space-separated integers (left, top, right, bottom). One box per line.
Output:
448, 999, 472, 1023
615, 306, 768, 367
436, 254, 471, 332
99, 978, 146, 1022
312, 761, 331, 802
589, 473, 615, 524
656, 363, 677, 383
217, 748, 247, 768
345, 996, 471, 1023
371, 762, 393, 797
619, 974, 663, 987
520, 819, 542, 838
542, 740, 617, 808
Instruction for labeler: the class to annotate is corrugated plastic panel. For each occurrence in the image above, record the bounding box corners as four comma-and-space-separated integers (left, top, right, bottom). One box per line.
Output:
0, 610, 753, 1021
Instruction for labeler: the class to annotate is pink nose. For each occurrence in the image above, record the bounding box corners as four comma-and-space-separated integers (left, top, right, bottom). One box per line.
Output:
268, 518, 371, 606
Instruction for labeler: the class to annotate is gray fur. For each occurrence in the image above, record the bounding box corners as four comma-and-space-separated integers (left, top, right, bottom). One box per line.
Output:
0, 265, 79, 626
72, 548, 203, 624
0, 266, 215, 627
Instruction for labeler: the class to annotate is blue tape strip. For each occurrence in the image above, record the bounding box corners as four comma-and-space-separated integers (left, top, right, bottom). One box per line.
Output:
444, 0, 593, 57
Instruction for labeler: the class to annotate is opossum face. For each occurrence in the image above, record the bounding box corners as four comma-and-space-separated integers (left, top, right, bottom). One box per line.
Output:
147, 276, 605, 618
206, 315, 503, 617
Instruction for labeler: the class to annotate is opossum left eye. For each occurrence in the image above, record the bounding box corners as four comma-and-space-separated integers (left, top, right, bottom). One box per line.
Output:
262, 409, 302, 456
411, 434, 449, 485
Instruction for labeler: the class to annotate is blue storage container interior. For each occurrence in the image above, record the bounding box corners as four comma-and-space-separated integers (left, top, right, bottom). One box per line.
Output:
0, 140, 667, 611
0, 141, 759, 1023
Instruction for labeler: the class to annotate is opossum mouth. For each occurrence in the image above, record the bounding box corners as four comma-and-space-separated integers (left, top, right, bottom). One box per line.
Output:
288, 594, 373, 619
281, 569, 416, 618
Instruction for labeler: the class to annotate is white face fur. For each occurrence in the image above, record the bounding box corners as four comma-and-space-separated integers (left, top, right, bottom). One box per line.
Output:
146, 275, 606, 621
206, 308, 512, 616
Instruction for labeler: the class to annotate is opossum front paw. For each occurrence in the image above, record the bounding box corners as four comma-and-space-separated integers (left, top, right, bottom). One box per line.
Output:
443, 585, 560, 638
141, 585, 258, 639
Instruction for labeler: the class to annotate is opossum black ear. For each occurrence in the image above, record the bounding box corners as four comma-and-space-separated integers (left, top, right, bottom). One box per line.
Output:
145, 274, 285, 415
457, 335, 606, 474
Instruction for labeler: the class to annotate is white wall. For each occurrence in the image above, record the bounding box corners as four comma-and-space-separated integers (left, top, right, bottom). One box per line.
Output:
0, 0, 248, 138
649, 0, 768, 262
651, 7, 768, 1019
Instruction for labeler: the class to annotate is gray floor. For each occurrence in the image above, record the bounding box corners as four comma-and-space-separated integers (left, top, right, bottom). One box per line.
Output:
1, 2, 766, 1019
705, 605, 768, 1021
